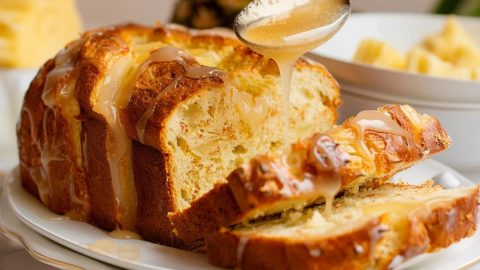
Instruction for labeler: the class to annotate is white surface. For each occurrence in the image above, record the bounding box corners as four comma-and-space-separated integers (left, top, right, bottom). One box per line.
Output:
335, 81, 480, 173
76, 0, 176, 29
4, 168, 218, 270
352, 0, 437, 13
310, 13, 480, 104
0, 167, 116, 270
0, 69, 37, 160
2, 160, 479, 270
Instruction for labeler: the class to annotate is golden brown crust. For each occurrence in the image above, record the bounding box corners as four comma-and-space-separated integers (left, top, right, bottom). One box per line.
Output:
131, 140, 177, 245
17, 47, 90, 219
206, 186, 479, 270
81, 118, 119, 228
170, 184, 243, 250
207, 218, 385, 270
381, 104, 450, 159
74, 29, 133, 228
121, 61, 225, 150
170, 105, 451, 249
18, 60, 53, 201
382, 186, 479, 268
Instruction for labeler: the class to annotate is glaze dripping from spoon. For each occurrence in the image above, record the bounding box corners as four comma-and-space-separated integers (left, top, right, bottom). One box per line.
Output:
234, 0, 350, 142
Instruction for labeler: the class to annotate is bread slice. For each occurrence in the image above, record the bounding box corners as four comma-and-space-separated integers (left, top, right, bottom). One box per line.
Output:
17, 24, 340, 245
170, 104, 450, 249
207, 181, 479, 269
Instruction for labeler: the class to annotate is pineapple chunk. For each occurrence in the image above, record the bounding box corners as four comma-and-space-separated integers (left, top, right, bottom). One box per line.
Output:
353, 38, 406, 70
406, 48, 472, 80
0, 0, 82, 68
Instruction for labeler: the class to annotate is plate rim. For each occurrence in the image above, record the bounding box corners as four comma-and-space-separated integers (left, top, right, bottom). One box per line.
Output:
5, 168, 190, 270
0, 174, 119, 270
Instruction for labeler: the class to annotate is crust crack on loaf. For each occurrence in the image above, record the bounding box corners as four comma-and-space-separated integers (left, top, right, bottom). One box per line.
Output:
17, 23, 340, 245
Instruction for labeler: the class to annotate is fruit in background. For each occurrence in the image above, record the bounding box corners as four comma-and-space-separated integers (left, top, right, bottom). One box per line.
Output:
435, 0, 480, 17
406, 48, 473, 80
353, 17, 480, 81
171, 0, 249, 29
0, 0, 82, 68
420, 16, 480, 69
353, 38, 406, 70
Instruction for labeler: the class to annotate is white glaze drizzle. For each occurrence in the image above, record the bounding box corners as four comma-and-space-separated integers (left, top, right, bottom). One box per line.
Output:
236, 235, 250, 268
344, 110, 412, 161
23, 40, 84, 209
128, 46, 223, 143
240, 0, 348, 144
303, 134, 348, 216
108, 229, 142, 240
93, 55, 137, 229
88, 239, 141, 261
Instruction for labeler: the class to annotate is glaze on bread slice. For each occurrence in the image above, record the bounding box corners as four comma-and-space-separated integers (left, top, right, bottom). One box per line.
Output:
170, 104, 451, 249
17, 24, 340, 245
207, 182, 479, 270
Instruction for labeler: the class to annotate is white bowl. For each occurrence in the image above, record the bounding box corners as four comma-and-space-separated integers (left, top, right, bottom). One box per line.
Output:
308, 13, 480, 174
309, 13, 480, 104
0, 69, 37, 161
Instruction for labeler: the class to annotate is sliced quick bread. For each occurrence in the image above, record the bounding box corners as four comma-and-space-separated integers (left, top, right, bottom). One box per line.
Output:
17, 24, 340, 245
170, 104, 451, 249
207, 181, 479, 270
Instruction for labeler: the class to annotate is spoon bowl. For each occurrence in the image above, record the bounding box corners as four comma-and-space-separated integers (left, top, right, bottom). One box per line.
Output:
233, 0, 351, 57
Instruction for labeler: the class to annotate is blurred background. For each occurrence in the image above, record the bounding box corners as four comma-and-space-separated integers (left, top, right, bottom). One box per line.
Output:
77, 0, 480, 29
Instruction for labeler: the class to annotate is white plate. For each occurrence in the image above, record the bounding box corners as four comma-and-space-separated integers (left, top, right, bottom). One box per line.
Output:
3, 161, 480, 270
309, 13, 480, 104
4, 168, 218, 270
0, 169, 116, 270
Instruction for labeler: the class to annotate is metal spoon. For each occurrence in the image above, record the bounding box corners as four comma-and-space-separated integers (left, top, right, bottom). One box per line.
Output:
233, 0, 351, 57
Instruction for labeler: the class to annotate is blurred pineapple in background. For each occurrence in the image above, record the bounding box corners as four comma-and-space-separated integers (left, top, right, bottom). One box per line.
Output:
353, 16, 480, 81
420, 16, 480, 69
0, 0, 82, 68
172, 0, 250, 29
354, 39, 406, 70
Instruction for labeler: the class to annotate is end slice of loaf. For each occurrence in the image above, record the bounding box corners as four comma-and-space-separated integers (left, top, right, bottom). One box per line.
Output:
207, 181, 479, 270
170, 104, 451, 249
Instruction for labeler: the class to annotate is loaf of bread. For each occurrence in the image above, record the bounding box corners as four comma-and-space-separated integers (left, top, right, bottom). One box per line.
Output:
170, 104, 451, 249
207, 181, 479, 269
16, 24, 340, 245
